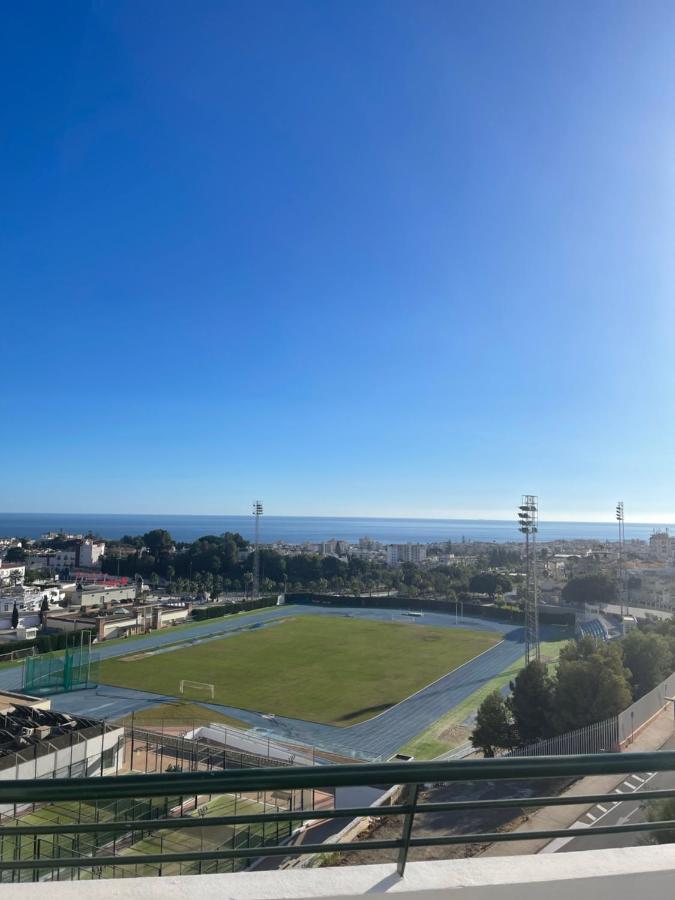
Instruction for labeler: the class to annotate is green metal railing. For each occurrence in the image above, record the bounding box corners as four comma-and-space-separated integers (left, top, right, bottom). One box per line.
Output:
1, 751, 675, 881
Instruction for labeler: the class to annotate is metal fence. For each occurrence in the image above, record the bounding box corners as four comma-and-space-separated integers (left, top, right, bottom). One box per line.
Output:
1, 753, 675, 881
619, 672, 674, 745
508, 716, 619, 757
128, 727, 294, 772
0, 646, 36, 665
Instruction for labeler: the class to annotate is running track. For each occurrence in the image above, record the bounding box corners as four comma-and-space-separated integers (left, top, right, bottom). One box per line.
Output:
1, 605, 527, 760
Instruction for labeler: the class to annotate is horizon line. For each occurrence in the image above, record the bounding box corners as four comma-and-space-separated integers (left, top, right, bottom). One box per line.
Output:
1, 510, 674, 527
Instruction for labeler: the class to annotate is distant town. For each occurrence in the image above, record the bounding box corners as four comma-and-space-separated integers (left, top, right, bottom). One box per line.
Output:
1, 523, 674, 655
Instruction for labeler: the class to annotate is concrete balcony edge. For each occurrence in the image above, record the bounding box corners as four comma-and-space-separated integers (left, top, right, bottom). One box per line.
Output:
8, 845, 675, 900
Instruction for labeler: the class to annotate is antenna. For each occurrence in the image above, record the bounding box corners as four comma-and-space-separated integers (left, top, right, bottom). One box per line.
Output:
518, 494, 539, 664
252, 501, 263, 602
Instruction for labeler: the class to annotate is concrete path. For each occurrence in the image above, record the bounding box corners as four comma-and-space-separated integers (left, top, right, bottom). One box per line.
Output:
2, 605, 526, 760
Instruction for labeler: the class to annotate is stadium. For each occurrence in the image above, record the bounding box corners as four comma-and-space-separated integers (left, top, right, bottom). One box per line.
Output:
14, 602, 540, 761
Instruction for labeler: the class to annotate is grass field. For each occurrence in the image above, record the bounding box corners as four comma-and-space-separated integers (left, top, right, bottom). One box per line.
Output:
100, 616, 500, 726
118, 700, 251, 731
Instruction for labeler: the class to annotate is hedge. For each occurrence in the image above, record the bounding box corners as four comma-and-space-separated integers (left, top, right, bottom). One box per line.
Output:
286, 593, 576, 629
191, 596, 277, 621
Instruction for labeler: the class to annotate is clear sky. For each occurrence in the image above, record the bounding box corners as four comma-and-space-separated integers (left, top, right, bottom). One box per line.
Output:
2, 1, 675, 522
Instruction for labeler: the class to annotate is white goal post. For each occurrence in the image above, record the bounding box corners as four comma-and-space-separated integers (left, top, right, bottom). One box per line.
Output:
179, 679, 215, 699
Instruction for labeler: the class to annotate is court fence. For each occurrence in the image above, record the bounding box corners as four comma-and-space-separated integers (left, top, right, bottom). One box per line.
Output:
22, 645, 99, 695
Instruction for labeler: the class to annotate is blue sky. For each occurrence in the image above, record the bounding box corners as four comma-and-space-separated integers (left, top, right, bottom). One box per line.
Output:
2, 1, 675, 522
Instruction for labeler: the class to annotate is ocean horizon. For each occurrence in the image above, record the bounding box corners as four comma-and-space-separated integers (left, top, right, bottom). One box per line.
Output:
0, 512, 670, 545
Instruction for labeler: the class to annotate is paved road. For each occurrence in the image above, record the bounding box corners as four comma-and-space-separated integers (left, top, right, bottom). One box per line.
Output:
543, 731, 675, 852
3, 604, 527, 760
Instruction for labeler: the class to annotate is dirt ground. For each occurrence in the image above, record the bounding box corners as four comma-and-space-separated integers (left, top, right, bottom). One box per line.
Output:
437, 722, 472, 747
332, 776, 571, 866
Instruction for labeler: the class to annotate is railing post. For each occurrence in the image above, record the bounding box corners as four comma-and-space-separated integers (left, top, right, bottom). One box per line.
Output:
396, 782, 419, 877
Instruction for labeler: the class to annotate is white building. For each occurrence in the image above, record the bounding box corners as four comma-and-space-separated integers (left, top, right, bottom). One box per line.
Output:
25, 550, 76, 570
79, 539, 105, 567
649, 531, 674, 564
0, 584, 62, 631
0, 562, 25, 585
386, 543, 427, 565
25, 540, 105, 572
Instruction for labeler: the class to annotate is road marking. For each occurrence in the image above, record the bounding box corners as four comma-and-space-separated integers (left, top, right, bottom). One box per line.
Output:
596, 804, 608, 812
541, 771, 658, 854
586, 812, 598, 822
617, 806, 641, 825
631, 775, 645, 784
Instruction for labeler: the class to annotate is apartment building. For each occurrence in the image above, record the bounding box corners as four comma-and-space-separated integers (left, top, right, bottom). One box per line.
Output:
386, 543, 427, 565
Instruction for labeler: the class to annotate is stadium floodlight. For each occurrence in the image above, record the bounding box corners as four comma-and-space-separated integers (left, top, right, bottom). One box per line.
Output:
252, 501, 263, 602
616, 501, 625, 619
518, 494, 539, 664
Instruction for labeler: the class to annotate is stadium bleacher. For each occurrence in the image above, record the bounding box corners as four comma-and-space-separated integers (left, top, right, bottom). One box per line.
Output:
575, 618, 609, 642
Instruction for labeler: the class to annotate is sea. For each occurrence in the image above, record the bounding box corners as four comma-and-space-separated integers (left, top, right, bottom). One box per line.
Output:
0, 513, 669, 545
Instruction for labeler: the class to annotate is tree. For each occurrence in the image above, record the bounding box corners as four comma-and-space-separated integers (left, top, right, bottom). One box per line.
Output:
561, 574, 616, 609
471, 690, 515, 757
621, 631, 672, 699
468, 573, 512, 600
11, 604, 19, 630
552, 639, 632, 732
142, 529, 173, 558
646, 797, 675, 844
509, 661, 554, 745
4, 546, 26, 562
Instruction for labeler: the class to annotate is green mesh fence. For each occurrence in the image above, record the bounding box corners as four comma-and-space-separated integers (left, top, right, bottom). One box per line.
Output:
22, 645, 99, 695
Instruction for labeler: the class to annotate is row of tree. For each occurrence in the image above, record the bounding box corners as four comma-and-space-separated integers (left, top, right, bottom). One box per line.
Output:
99, 530, 516, 597
472, 629, 675, 756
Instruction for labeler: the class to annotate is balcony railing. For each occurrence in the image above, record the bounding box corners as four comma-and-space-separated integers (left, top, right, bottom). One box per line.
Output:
1, 751, 675, 882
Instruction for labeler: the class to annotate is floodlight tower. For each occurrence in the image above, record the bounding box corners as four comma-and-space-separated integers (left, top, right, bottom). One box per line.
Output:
518, 495, 540, 664
252, 501, 263, 602
616, 501, 625, 618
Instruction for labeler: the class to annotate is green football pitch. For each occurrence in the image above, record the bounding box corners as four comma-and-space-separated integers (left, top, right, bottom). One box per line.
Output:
100, 616, 500, 726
